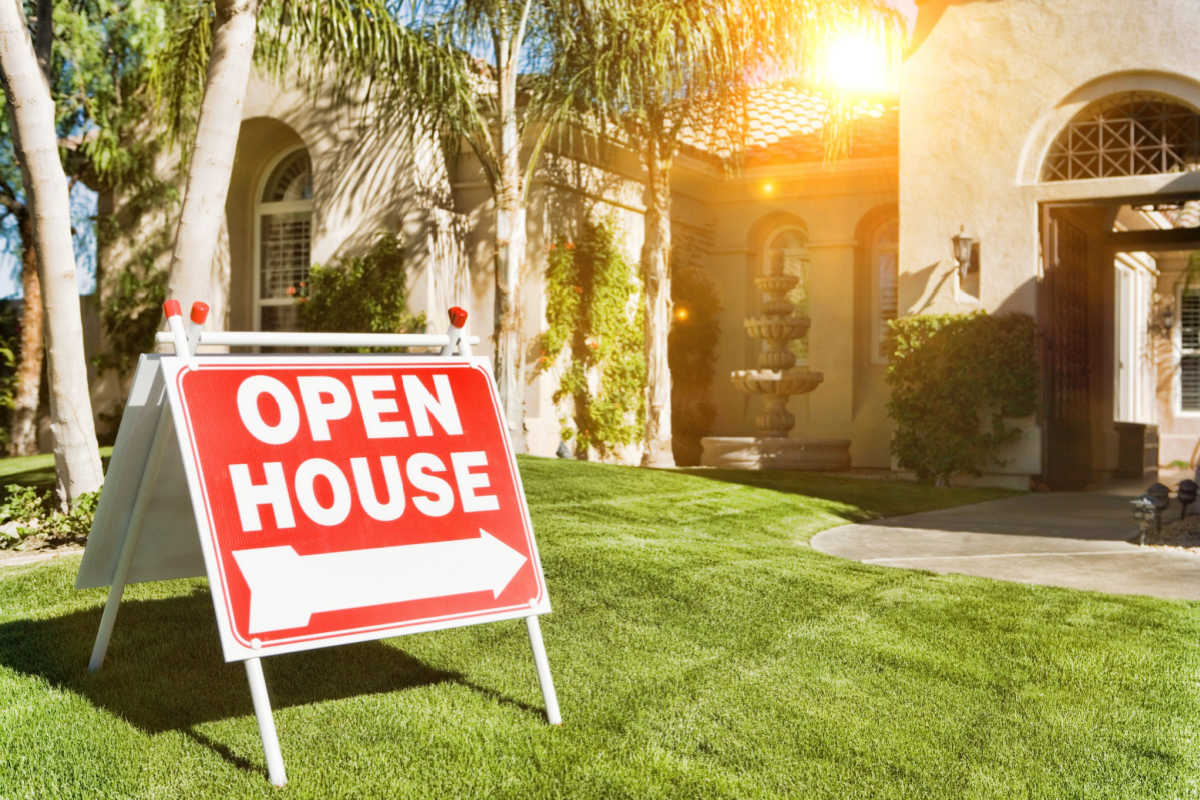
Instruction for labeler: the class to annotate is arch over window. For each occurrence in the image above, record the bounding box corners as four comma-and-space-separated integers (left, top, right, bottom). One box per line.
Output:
1042, 92, 1200, 181
255, 148, 313, 331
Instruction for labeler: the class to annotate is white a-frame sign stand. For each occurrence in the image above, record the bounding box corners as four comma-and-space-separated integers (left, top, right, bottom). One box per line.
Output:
78, 300, 561, 787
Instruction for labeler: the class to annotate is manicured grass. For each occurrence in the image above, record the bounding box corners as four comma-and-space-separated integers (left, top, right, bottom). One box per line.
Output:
0, 447, 114, 491
1, 458, 1197, 799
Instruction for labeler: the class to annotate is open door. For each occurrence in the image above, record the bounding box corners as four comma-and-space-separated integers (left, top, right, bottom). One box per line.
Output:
1041, 208, 1093, 489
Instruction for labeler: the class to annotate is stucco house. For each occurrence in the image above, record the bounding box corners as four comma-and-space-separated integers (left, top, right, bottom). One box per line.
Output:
135, 0, 1200, 488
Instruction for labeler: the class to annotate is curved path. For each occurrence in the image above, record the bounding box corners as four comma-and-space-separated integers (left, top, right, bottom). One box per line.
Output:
811, 491, 1200, 601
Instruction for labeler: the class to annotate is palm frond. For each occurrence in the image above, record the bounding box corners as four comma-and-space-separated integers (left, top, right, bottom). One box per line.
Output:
147, 0, 211, 144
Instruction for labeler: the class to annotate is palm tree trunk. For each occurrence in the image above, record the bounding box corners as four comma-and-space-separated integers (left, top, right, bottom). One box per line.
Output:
492, 25, 526, 450
493, 192, 526, 449
0, 0, 103, 504
165, 0, 259, 322
8, 211, 43, 456
640, 137, 675, 467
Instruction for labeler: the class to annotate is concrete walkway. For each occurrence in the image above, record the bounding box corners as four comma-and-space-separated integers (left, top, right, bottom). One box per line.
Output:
811, 490, 1200, 601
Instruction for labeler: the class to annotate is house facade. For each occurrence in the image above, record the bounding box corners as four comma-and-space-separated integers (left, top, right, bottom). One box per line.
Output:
146, 0, 1200, 487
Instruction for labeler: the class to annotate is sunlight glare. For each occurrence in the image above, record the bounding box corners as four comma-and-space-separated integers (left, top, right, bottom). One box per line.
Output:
824, 32, 895, 94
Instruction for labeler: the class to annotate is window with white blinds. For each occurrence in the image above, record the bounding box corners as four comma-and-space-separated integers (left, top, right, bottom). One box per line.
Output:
871, 220, 899, 363
255, 149, 313, 331
1180, 288, 1200, 411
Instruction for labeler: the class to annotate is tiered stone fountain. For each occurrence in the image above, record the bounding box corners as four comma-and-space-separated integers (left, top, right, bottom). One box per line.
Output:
700, 256, 851, 470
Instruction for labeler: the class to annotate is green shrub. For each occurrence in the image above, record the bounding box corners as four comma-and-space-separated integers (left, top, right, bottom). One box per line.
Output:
0, 484, 47, 525
297, 233, 426, 342
886, 312, 1037, 485
537, 220, 645, 458
0, 485, 98, 549
669, 265, 720, 466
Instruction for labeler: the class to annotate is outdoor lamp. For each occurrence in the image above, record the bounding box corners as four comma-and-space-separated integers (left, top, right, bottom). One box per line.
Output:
952, 226, 976, 279
1179, 479, 1198, 519
1130, 495, 1156, 545
1147, 482, 1171, 535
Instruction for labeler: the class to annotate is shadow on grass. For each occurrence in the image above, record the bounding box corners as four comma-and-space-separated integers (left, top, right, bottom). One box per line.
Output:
0, 589, 542, 774
676, 467, 1014, 519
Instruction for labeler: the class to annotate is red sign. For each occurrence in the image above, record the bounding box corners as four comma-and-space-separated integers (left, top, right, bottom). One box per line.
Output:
163, 356, 549, 660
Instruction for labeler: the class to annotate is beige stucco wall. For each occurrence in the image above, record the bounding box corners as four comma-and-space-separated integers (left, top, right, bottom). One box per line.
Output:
230, 71, 464, 332
469, 145, 899, 467
692, 157, 898, 468
902, 0, 1200, 480
455, 145, 652, 461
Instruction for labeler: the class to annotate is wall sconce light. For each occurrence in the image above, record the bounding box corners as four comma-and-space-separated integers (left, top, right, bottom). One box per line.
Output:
952, 226, 977, 279
1148, 294, 1176, 339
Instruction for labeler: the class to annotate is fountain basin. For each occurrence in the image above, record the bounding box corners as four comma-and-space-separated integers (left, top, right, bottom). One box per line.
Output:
730, 367, 823, 396
744, 316, 811, 342
755, 275, 799, 293
700, 436, 851, 470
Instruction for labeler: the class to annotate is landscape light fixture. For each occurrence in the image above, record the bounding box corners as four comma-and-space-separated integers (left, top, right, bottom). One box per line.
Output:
952, 226, 976, 279
1130, 495, 1156, 545
1146, 482, 1171, 535
1178, 479, 1198, 519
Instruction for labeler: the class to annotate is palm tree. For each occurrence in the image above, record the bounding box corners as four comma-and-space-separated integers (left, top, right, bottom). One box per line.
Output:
160, 1, 585, 446
0, 0, 177, 456
399, 0, 588, 447
0, 0, 103, 505
159, 0, 260, 333
575, 0, 903, 467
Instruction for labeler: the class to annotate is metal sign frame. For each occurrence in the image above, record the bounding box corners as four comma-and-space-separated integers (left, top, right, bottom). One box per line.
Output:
77, 301, 560, 787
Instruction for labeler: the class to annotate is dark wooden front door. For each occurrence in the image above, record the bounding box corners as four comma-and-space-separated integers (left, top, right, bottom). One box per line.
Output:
1041, 210, 1092, 489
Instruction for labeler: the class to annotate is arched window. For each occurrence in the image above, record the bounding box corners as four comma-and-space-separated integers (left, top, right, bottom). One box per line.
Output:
1042, 93, 1200, 181
763, 227, 810, 361
255, 148, 313, 330
870, 219, 899, 362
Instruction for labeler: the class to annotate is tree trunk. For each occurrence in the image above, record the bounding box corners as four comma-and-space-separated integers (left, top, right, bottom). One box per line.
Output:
491, 28, 526, 451
0, 0, 103, 505
8, 212, 43, 456
165, 0, 258, 323
640, 138, 675, 467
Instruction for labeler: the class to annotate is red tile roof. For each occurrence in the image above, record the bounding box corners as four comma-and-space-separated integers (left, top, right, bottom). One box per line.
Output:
681, 87, 898, 165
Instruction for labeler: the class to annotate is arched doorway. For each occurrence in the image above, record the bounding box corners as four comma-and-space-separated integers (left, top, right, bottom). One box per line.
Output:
1037, 91, 1200, 486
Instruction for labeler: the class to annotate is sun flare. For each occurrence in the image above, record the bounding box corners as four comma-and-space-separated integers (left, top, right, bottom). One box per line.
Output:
824, 32, 895, 94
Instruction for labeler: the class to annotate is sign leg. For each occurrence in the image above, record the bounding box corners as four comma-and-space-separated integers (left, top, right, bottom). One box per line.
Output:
88, 407, 172, 671
245, 657, 287, 787
524, 615, 561, 725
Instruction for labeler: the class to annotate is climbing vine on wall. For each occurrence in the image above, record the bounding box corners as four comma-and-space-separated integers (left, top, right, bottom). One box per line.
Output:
886, 312, 1037, 485
537, 220, 645, 458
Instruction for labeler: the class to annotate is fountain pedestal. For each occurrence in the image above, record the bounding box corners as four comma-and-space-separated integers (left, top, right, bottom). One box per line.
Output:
700, 265, 849, 470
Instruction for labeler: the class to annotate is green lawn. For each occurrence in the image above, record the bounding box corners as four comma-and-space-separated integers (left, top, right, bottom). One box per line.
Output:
0, 447, 114, 491
1, 458, 1197, 799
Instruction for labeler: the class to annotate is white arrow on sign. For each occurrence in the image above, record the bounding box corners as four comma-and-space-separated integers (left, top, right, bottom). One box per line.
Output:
231, 530, 528, 633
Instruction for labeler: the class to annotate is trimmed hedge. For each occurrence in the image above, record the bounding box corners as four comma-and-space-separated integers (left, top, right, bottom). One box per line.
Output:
887, 312, 1037, 485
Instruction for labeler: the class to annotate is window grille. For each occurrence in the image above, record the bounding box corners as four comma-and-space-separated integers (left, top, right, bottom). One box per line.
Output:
259, 213, 312, 300
1043, 93, 1200, 181
1180, 289, 1200, 411
262, 151, 313, 203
